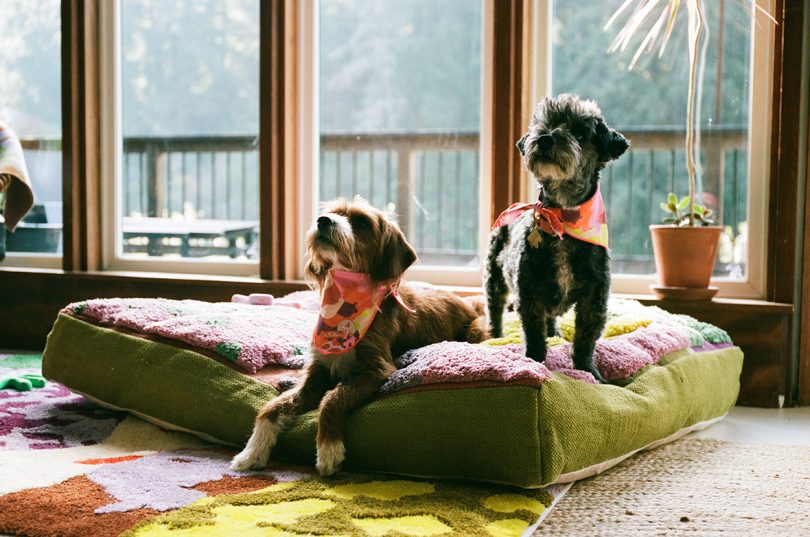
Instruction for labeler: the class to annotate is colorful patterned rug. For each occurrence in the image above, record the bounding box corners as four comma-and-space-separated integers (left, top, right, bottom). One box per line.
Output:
0, 353, 569, 537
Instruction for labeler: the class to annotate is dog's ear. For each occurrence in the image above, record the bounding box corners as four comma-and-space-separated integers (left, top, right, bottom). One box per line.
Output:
607, 129, 629, 160
596, 121, 629, 161
516, 134, 528, 156
370, 223, 417, 286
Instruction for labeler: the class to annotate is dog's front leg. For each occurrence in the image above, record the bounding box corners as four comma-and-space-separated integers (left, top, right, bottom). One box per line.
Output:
315, 373, 386, 476
572, 297, 608, 384
230, 361, 332, 471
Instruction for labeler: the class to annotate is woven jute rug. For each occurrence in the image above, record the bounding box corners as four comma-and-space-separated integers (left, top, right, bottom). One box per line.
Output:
535, 437, 810, 536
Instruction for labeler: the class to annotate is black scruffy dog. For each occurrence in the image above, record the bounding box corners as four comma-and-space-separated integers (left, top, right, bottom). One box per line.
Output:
484, 94, 629, 383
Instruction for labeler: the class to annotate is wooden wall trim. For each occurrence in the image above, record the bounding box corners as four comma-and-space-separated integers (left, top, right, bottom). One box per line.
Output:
259, 0, 286, 280
801, 114, 810, 405
489, 0, 525, 222
798, 1, 810, 406
767, 0, 804, 304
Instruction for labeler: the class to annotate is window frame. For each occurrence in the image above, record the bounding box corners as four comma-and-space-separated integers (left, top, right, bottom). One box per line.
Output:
97, 0, 263, 278
0, 2, 64, 269
0, 0, 778, 298
530, 0, 775, 299
292, 0, 496, 287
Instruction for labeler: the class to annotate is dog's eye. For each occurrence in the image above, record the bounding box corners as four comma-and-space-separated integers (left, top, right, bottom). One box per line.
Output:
350, 215, 370, 230
572, 126, 587, 140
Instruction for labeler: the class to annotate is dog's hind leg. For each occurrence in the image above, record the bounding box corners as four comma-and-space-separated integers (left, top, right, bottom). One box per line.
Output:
230, 361, 332, 471
466, 315, 490, 343
484, 227, 510, 337
518, 301, 548, 362
571, 296, 608, 383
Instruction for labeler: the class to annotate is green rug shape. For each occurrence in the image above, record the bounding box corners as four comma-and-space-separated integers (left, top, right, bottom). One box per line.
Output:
125, 474, 561, 537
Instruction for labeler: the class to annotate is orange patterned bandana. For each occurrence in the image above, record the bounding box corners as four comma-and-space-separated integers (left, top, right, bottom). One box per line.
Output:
312, 270, 412, 355
492, 184, 609, 249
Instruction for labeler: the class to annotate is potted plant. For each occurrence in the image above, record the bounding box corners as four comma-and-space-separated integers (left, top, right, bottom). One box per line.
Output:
649, 192, 721, 299
606, 0, 773, 300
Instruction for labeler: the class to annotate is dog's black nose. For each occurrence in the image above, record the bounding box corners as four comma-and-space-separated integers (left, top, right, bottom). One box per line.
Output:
537, 133, 554, 151
317, 216, 333, 231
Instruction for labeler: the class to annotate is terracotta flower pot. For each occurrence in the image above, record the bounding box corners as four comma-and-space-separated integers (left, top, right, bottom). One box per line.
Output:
649, 225, 723, 299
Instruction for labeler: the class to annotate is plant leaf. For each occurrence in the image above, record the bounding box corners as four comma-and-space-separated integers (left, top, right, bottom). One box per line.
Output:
630, 2, 672, 69
677, 196, 690, 210
668, 192, 678, 205
659, 202, 672, 212
604, 0, 639, 30
610, 0, 664, 56
658, 0, 681, 57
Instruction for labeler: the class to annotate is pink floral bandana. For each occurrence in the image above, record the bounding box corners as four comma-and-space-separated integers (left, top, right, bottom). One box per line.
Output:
312, 270, 412, 355
492, 184, 609, 249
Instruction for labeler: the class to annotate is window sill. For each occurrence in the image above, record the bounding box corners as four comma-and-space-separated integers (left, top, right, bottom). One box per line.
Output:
613, 293, 793, 314
0, 266, 794, 406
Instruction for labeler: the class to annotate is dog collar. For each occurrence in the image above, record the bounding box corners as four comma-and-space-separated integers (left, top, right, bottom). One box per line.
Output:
492, 184, 609, 249
312, 269, 413, 355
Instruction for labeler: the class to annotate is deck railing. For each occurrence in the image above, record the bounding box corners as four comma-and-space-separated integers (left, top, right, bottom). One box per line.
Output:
18, 128, 747, 271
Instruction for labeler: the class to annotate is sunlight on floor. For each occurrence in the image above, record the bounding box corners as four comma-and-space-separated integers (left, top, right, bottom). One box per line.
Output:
692, 406, 810, 446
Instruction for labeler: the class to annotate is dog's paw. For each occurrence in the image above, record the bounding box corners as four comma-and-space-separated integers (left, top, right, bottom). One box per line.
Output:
229, 418, 281, 471
316, 439, 346, 476
589, 368, 607, 384
230, 446, 269, 471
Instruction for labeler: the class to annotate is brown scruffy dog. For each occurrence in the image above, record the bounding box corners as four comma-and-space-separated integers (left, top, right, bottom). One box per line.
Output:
231, 197, 487, 475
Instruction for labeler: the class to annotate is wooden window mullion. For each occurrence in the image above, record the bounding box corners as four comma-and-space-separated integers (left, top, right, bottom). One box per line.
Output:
259, 0, 286, 280
489, 0, 526, 223
61, 0, 102, 272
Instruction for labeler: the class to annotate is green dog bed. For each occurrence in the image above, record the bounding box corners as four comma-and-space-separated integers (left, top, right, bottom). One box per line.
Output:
42, 293, 742, 488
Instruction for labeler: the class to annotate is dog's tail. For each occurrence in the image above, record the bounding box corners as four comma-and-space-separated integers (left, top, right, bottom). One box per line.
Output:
483, 226, 510, 337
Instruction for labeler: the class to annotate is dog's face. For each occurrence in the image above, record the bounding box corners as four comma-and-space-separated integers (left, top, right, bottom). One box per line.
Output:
516, 93, 629, 207
305, 197, 417, 289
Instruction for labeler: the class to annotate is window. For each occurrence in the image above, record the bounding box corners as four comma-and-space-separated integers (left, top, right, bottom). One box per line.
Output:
541, 0, 773, 297
89, 0, 774, 295
0, 0, 62, 268
104, 0, 260, 274
300, 0, 487, 285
